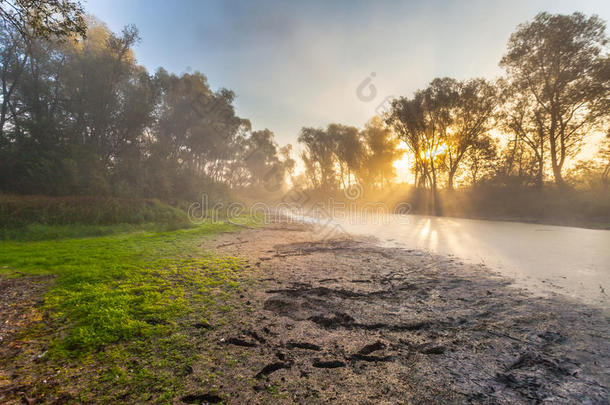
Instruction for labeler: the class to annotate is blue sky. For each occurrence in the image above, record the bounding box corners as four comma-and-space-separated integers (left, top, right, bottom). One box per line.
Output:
84, 0, 610, 147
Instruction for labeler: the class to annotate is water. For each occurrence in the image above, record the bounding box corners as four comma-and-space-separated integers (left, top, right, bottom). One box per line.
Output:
327, 214, 610, 307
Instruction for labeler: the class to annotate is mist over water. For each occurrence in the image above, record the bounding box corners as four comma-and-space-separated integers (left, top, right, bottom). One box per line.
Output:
324, 214, 610, 307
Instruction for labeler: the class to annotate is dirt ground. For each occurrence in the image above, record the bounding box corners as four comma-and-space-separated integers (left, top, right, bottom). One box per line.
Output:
0, 273, 54, 403
183, 222, 609, 404
1, 223, 608, 404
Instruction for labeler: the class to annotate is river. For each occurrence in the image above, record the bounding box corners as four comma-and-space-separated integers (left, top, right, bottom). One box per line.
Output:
319, 214, 610, 307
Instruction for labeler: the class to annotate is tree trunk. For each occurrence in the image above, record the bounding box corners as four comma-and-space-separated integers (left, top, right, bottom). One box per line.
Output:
447, 169, 456, 191
549, 133, 567, 188
430, 161, 441, 216
535, 155, 544, 189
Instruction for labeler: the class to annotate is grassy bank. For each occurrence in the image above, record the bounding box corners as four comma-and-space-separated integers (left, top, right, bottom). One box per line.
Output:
0, 219, 250, 403
0, 195, 192, 240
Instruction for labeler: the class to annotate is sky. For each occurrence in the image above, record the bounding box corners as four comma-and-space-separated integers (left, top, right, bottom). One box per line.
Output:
84, 0, 610, 152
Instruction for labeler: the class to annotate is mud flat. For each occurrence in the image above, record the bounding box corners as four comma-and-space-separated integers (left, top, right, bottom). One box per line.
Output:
186, 222, 609, 404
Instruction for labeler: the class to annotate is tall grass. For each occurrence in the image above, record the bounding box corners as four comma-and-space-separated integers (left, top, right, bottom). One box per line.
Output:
0, 195, 193, 239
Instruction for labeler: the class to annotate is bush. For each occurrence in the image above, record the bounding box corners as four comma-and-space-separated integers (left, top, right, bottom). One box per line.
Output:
0, 195, 190, 230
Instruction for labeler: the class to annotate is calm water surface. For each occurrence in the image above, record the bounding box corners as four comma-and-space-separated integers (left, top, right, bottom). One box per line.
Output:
327, 214, 610, 307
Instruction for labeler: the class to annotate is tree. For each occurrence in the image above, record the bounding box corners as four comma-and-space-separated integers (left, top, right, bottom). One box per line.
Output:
359, 116, 400, 188
0, 17, 298, 201
298, 127, 337, 191
500, 12, 609, 188
386, 78, 457, 214
601, 132, 610, 189
570, 131, 610, 190
327, 123, 363, 189
462, 135, 498, 186
0, 22, 28, 137
499, 79, 548, 187
493, 127, 540, 188
241, 129, 293, 191
444, 78, 497, 190
0, 0, 86, 41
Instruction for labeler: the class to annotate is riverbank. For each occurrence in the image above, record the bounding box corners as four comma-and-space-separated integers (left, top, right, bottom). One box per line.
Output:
194, 222, 608, 403
1, 221, 608, 403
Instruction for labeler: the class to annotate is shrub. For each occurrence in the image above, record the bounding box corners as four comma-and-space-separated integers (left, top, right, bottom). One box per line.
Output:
0, 195, 190, 229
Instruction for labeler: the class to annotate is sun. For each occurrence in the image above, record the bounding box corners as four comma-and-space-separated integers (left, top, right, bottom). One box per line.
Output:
420, 142, 447, 161
393, 152, 409, 171
393, 145, 411, 183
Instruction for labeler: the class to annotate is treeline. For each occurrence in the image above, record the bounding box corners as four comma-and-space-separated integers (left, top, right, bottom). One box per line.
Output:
298, 12, 610, 209
0, 18, 294, 201
297, 117, 401, 192
1, 5, 608, 215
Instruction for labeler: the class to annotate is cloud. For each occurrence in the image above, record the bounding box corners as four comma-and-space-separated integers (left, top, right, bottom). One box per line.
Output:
86, 0, 610, 150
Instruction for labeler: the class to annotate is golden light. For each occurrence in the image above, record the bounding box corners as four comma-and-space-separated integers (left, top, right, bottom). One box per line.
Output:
420, 143, 447, 160
393, 150, 411, 183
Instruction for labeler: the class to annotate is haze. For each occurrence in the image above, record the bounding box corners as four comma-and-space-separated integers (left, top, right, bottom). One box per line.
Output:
1, 1, 610, 403
85, 0, 610, 146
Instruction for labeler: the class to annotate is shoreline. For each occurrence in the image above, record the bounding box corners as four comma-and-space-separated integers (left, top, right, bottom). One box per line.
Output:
1, 222, 608, 403
423, 213, 610, 231
189, 222, 609, 403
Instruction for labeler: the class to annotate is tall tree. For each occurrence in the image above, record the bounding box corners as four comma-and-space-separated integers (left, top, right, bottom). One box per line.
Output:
298, 127, 337, 191
444, 78, 497, 190
500, 12, 609, 188
327, 123, 363, 189
462, 135, 498, 186
359, 116, 400, 188
498, 79, 548, 187
386, 78, 457, 214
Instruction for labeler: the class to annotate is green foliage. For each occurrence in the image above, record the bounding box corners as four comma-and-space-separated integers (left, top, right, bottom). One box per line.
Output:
0, 222, 238, 351
1, 222, 188, 241
0, 195, 190, 233
0, 18, 293, 202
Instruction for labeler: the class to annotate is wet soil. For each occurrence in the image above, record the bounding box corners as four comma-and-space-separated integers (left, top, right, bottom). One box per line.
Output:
0, 273, 54, 403
185, 222, 609, 404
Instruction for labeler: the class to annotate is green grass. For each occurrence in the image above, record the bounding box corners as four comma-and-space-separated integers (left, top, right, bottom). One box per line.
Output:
0, 220, 252, 403
0, 221, 195, 241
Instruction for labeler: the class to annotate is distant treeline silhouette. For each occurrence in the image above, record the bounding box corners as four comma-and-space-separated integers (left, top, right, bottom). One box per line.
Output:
297, 13, 609, 214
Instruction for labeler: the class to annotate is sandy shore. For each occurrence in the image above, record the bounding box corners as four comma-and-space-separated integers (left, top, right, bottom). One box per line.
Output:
188, 222, 609, 404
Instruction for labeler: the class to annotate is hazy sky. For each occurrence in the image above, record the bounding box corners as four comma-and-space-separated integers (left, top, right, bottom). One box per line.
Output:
85, 0, 610, 147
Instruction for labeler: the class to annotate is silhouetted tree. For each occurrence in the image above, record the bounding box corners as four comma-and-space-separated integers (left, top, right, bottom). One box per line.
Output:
445, 78, 497, 190
298, 127, 337, 191
328, 123, 363, 189
359, 117, 400, 189
500, 12, 609, 188
387, 78, 457, 213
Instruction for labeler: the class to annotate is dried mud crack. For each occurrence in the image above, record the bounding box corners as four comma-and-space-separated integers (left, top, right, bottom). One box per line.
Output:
188, 223, 608, 404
